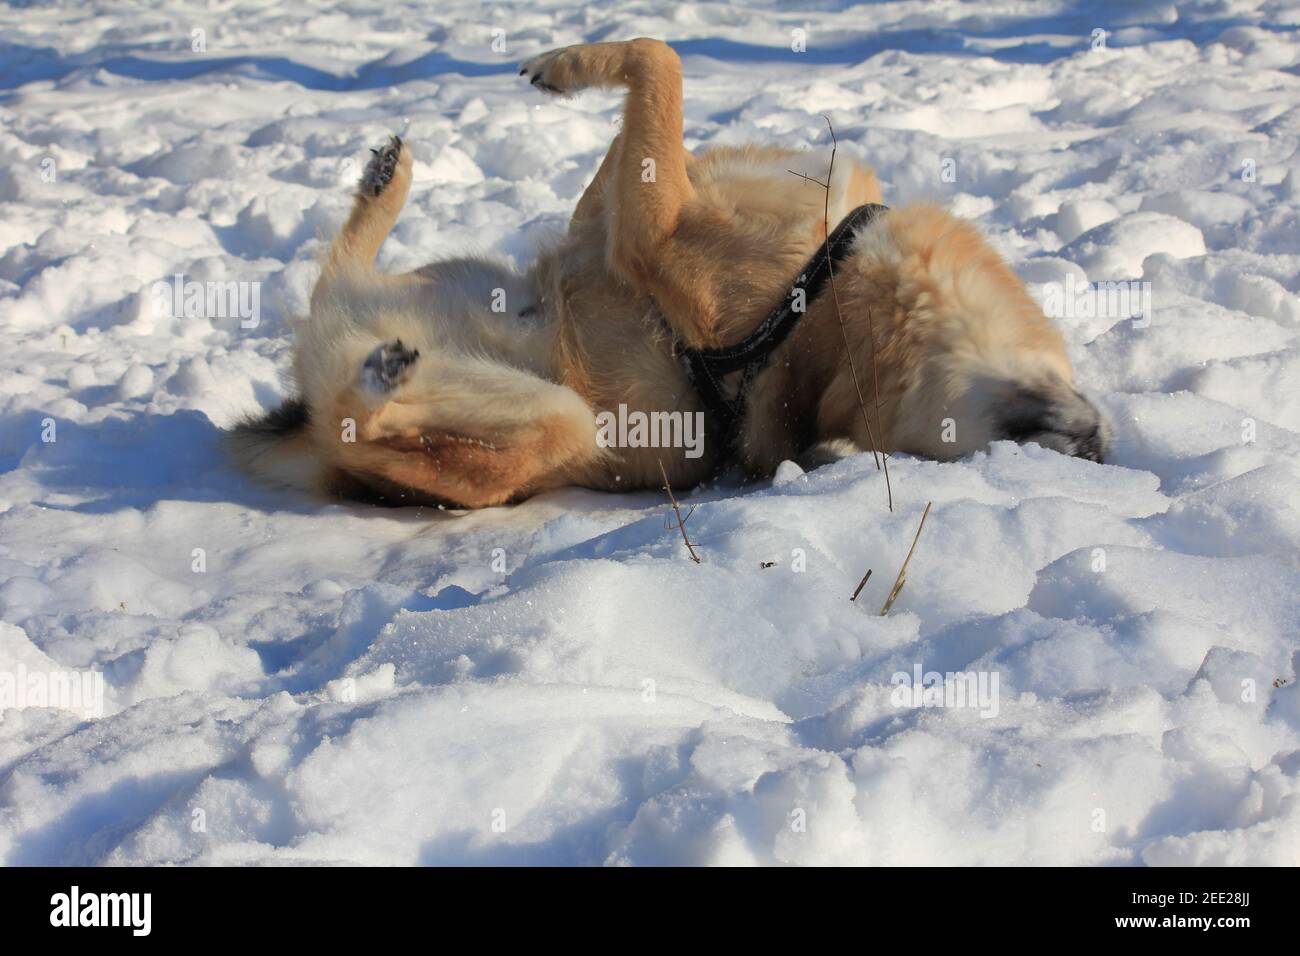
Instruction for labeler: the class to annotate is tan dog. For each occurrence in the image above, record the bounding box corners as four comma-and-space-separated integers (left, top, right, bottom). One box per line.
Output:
227, 38, 1109, 508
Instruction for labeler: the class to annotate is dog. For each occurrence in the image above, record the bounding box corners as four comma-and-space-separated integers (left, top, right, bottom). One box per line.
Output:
227, 38, 1110, 508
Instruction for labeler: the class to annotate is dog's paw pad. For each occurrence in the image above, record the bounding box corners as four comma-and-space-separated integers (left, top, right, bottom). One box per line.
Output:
362, 339, 420, 392
360, 135, 404, 197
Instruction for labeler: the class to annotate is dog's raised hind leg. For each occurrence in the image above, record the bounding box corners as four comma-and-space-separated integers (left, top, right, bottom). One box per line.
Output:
522, 40, 731, 348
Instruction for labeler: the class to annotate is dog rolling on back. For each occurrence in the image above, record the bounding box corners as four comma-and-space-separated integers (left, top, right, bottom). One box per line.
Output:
227, 39, 1109, 508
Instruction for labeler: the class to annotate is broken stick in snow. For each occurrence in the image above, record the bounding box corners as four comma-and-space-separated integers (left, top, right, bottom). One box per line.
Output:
850, 568, 873, 602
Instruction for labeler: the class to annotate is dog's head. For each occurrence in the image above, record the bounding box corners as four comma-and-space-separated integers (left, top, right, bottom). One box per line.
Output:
843, 204, 1111, 463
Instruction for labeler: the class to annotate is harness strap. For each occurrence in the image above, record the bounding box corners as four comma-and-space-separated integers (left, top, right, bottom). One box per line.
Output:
675, 202, 889, 452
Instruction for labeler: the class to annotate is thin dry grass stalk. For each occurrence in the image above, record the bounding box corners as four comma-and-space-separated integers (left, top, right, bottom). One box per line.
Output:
789, 116, 893, 512
879, 501, 932, 616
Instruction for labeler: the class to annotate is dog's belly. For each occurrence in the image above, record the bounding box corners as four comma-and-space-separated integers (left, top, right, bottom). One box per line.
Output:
584, 343, 721, 490
544, 267, 722, 490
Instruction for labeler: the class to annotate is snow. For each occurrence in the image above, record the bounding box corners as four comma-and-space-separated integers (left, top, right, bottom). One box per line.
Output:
2, 0, 1300, 866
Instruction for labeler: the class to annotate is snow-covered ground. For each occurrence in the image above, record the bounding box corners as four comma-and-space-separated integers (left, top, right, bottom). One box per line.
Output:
2, 0, 1299, 865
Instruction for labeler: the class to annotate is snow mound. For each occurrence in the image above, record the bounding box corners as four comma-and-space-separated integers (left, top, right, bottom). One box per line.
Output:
1060, 212, 1207, 281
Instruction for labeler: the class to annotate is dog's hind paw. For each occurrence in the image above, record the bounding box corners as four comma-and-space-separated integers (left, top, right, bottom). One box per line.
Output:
362, 339, 420, 393
519, 47, 578, 95
360, 135, 404, 197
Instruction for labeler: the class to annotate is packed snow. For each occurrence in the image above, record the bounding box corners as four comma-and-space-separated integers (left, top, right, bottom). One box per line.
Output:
2, 0, 1299, 865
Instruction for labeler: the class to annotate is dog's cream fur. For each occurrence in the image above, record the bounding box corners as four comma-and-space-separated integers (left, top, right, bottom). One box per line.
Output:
228, 38, 1109, 508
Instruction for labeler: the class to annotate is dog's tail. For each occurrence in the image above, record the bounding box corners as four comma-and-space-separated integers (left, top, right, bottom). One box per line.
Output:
224, 398, 326, 495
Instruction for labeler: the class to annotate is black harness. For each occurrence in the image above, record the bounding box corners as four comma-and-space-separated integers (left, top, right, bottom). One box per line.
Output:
671, 202, 889, 454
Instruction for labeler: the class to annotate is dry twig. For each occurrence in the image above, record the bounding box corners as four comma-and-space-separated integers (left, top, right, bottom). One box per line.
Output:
658, 459, 701, 563
850, 568, 873, 602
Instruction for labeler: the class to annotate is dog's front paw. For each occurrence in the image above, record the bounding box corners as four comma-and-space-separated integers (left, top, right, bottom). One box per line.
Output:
362, 339, 420, 393
360, 135, 406, 197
